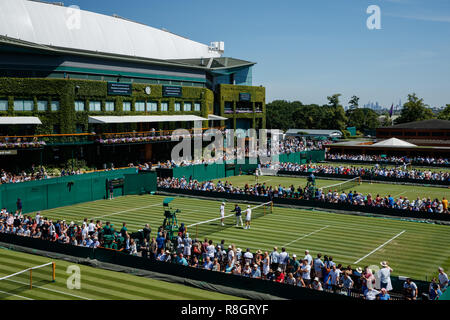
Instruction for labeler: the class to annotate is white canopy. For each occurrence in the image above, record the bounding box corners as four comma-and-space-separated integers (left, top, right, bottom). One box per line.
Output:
0, 117, 42, 125
207, 114, 228, 121
371, 138, 417, 147
88, 115, 207, 124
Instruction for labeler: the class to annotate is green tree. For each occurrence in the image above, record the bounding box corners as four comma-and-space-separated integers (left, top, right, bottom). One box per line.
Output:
346, 108, 380, 131
348, 95, 360, 109
437, 104, 450, 120
395, 93, 434, 124
325, 94, 348, 130
266, 100, 303, 130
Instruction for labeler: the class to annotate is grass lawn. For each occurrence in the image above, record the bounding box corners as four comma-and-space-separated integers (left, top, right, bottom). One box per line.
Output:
0, 247, 244, 300
211, 175, 449, 201
24, 194, 450, 281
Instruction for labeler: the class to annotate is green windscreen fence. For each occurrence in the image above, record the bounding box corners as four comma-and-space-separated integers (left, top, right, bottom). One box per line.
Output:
0, 168, 157, 214
124, 171, 157, 195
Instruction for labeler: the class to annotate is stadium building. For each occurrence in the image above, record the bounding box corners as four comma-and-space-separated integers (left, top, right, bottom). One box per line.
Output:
0, 0, 266, 169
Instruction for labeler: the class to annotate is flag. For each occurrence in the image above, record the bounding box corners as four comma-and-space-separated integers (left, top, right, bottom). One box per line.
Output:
389, 104, 394, 117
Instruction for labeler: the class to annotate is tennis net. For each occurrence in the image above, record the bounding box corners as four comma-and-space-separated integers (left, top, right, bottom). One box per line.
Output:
187, 201, 273, 239
0, 262, 55, 298
321, 176, 361, 193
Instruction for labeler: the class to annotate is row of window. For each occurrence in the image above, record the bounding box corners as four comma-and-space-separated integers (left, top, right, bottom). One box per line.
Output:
75, 101, 201, 112
0, 100, 60, 112
0, 100, 201, 112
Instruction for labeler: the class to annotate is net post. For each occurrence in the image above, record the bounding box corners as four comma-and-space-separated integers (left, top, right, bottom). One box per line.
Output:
52, 262, 56, 282
30, 268, 32, 290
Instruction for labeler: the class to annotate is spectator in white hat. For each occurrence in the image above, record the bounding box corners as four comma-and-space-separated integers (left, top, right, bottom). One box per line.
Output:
378, 261, 393, 291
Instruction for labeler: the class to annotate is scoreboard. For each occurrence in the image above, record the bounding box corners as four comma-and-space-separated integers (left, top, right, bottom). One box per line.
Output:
107, 178, 124, 188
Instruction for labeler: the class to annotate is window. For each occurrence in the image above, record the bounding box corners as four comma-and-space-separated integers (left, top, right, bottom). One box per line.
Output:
74, 100, 85, 112
105, 101, 115, 112
0, 100, 8, 111
123, 101, 131, 112
37, 100, 48, 111
160, 102, 168, 111
135, 101, 145, 112
51, 101, 59, 111
194, 103, 201, 111
184, 102, 192, 111
89, 101, 101, 112
174, 102, 181, 112
147, 101, 158, 112
14, 100, 34, 111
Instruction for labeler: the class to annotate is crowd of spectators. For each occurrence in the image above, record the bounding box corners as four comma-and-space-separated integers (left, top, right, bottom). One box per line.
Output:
150, 137, 331, 169
326, 154, 449, 166
277, 163, 450, 183
0, 136, 46, 149
0, 206, 143, 253
0, 166, 89, 185
158, 177, 449, 214
2, 205, 447, 300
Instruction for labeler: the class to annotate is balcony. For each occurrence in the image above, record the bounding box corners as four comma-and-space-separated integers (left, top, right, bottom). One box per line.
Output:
0, 127, 227, 149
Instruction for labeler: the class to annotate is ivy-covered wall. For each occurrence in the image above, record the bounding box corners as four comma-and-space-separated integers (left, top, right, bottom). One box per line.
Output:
0, 78, 215, 134
216, 84, 266, 129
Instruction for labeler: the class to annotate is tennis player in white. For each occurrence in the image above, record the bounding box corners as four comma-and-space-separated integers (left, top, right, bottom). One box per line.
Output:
220, 202, 225, 226
244, 205, 252, 229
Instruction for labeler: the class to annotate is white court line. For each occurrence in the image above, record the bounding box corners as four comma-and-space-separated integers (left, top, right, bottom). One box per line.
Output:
4, 278, 91, 300
283, 226, 330, 247
91, 203, 161, 220
393, 191, 407, 198
354, 230, 406, 264
0, 289, 34, 300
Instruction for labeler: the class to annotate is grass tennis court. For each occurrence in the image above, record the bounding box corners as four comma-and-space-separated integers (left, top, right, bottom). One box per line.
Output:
211, 175, 449, 201
30, 193, 450, 281
0, 248, 243, 300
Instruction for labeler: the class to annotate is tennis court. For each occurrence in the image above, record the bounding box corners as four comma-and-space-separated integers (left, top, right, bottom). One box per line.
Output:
0, 247, 243, 300
26, 194, 450, 281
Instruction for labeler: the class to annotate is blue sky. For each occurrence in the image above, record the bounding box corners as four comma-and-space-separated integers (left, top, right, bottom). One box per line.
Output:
64, 0, 450, 108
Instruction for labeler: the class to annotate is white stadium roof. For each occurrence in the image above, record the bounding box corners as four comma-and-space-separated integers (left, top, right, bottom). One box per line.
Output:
0, 0, 222, 61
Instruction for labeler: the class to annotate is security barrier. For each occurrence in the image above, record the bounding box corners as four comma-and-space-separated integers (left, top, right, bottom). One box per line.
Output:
0, 168, 157, 214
